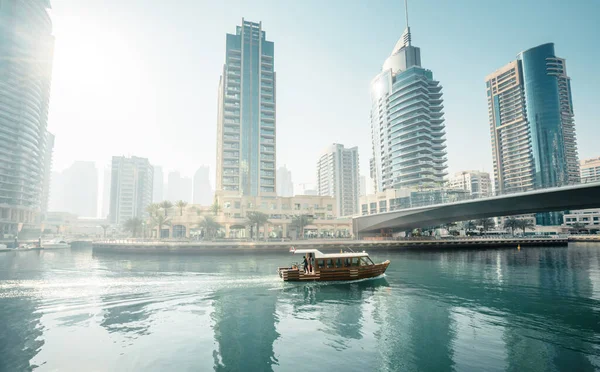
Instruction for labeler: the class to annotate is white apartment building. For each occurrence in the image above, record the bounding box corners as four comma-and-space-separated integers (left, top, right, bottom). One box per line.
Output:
317, 144, 360, 217
447, 171, 492, 198
109, 156, 154, 224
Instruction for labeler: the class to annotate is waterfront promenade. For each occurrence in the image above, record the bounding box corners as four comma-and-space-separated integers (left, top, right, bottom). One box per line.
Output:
91, 237, 569, 254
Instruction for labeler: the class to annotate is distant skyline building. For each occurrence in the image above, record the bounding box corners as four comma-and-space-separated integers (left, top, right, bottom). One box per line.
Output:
317, 144, 360, 217
580, 157, 600, 183
216, 19, 276, 196
0, 1, 54, 233
369, 9, 447, 192
295, 183, 317, 196
109, 156, 153, 225
167, 171, 192, 202
41, 131, 55, 220
101, 166, 111, 218
153, 166, 164, 202
50, 161, 98, 218
193, 166, 213, 205
448, 171, 491, 199
486, 43, 579, 225
277, 166, 293, 197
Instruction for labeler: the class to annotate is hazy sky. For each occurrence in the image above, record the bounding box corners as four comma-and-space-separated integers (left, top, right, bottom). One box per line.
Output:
48, 0, 600, 188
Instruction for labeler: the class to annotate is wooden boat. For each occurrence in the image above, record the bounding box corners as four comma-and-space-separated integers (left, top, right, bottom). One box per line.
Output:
277, 248, 390, 282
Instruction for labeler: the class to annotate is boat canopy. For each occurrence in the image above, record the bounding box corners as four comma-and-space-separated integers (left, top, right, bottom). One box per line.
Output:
291, 248, 369, 259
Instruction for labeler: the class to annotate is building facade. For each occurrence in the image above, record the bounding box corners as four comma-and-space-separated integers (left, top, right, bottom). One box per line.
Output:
109, 156, 153, 225
360, 188, 469, 216
563, 209, 600, 227
370, 22, 447, 192
193, 166, 213, 205
41, 131, 55, 220
216, 19, 276, 197
183, 191, 351, 239
152, 166, 163, 203
580, 157, 600, 183
0, 1, 55, 234
277, 165, 293, 197
317, 144, 360, 217
447, 170, 491, 198
486, 43, 579, 225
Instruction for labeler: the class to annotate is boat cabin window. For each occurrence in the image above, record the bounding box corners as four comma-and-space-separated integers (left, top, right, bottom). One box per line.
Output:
317, 259, 324, 269
360, 257, 373, 266
326, 259, 333, 268
336, 258, 342, 268
352, 257, 360, 266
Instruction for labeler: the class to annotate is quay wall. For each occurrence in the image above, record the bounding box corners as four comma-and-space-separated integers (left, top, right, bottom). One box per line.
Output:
92, 238, 569, 254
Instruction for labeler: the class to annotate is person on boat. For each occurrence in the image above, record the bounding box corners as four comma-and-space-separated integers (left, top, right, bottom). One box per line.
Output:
308, 253, 313, 273
302, 256, 308, 273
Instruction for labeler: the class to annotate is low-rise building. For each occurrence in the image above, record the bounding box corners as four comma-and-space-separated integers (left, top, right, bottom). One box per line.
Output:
563, 209, 600, 227
158, 191, 352, 239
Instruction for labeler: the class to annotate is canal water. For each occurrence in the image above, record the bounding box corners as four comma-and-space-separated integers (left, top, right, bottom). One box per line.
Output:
1, 244, 599, 372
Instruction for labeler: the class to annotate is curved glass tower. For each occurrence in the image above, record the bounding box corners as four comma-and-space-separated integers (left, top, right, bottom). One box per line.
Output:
370, 25, 447, 192
0, 1, 54, 233
487, 43, 578, 225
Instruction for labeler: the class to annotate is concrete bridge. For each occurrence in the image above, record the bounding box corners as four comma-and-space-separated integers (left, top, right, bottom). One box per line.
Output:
353, 182, 600, 236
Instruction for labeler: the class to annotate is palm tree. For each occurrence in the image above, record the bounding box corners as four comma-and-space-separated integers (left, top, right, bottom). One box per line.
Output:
199, 215, 221, 240
146, 203, 161, 217
159, 200, 173, 216
100, 224, 110, 238
175, 200, 188, 216
516, 219, 535, 234
123, 218, 143, 237
464, 220, 477, 233
246, 211, 269, 240
152, 214, 171, 239
477, 218, 495, 232
571, 222, 587, 230
291, 214, 313, 239
504, 217, 519, 236
210, 200, 222, 216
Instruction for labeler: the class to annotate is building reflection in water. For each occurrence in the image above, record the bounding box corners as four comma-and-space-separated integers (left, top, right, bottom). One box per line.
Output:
211, 287, 279, 372
100, 292, 155, 338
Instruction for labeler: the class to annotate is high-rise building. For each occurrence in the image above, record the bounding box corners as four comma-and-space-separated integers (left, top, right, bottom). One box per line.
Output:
166, 171, 192, 202
49, 161, 98, 218
41, 131, 55, 220
0, 1, 54, 234
216, 19, 276, 196
277, 166, 293, 197
153, 166, 164, 202
317, 144, 360, 217
580, 157, 600, 183
486, 43, 579, 225
193, 166, 213, 205
109, 156, 153, 225
447, 171, 492, 198
101, 166, 111, 218
369, 10, 447, 192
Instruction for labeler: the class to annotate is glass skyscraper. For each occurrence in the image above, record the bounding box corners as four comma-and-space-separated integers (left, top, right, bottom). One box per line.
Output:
0, 0, 54, 233
216, 19, 276, 196
486, 43, 579, 225
370, 24, 448, 192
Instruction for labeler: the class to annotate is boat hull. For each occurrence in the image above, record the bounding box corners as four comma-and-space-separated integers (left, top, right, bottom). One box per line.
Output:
278, 260, 390, 282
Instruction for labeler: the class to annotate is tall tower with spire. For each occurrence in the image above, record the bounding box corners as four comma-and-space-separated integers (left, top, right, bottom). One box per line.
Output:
369, 1, 448, 192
